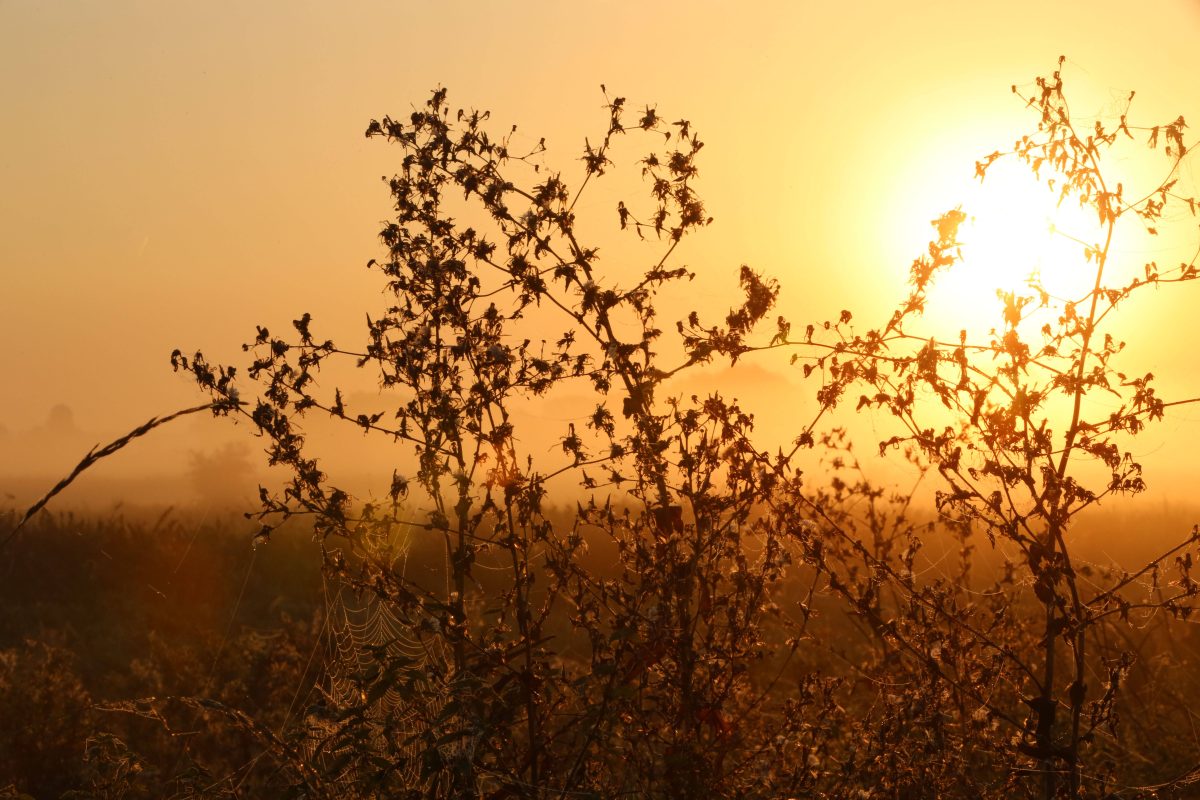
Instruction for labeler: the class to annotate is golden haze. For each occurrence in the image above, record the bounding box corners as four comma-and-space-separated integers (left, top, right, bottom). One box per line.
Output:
2, 1, 1200, 509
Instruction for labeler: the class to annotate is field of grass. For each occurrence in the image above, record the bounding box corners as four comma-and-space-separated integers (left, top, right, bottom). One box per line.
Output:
3, 500, 1200, 798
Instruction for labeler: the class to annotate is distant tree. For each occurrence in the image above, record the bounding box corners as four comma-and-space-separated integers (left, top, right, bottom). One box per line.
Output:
186, 441, 258, 509
43, 404, 78, 435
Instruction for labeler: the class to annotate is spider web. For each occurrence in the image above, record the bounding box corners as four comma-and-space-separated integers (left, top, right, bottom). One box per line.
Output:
302, 524, 452, 790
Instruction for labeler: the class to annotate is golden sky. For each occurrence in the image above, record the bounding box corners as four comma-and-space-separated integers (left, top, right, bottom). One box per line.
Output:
3, 1, 1200, 502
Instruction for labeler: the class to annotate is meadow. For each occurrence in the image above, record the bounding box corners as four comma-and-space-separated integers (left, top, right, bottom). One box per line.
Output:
2, 500, 1200, 798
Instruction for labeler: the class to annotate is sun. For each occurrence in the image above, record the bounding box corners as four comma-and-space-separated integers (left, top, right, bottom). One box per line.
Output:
957, 168, 1056, 294
877, 125, 1104, 338
923, 159, 1098, 333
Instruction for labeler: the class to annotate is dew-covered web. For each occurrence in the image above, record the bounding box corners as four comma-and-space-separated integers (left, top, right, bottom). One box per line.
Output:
301, 521, 452, 788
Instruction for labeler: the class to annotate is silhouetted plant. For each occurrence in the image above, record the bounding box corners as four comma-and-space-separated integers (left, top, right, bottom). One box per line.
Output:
160, 85, 839, 799
753, 57, 1200, 797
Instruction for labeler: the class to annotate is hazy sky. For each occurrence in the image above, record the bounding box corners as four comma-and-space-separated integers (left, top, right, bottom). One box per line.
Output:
4, 1, 1200, 499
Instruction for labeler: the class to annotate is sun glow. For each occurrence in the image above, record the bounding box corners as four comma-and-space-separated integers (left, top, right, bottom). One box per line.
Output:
920, 160, 1102, 334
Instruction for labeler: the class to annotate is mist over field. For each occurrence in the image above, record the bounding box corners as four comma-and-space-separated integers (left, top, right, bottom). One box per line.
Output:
2, 361, 824, 510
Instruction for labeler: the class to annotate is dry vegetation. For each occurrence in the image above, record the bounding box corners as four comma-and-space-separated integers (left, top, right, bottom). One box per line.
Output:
5, 59, 1200, 798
